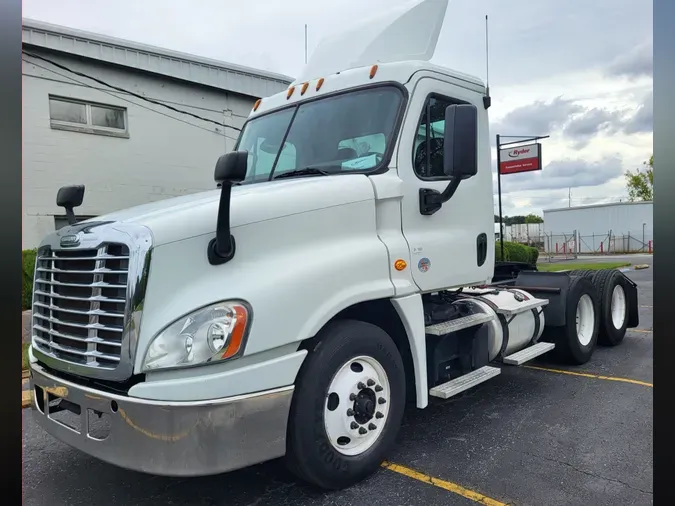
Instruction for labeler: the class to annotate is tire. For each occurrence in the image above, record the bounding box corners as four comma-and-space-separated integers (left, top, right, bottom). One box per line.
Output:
548, 276, 600, 365
568, 269, 594, 279
285, 319, 406, 490
590, 269, 629, 346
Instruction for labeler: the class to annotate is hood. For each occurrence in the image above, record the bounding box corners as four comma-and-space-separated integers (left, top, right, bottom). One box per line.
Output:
83, 175, 377, 246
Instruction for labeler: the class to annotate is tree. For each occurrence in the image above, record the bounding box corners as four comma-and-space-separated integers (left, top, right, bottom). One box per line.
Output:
625, 155, 653, 202
524, 213, 544, 224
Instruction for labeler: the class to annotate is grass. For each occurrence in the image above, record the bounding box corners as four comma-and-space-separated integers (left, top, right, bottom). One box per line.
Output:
22, 342, 30, 371
537, 262, 631, 272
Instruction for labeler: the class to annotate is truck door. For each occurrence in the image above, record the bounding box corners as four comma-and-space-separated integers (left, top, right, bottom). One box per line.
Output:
397, 76, 494, 292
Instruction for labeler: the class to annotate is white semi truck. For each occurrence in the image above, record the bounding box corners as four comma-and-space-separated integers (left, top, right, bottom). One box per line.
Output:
28, 0, 639, 490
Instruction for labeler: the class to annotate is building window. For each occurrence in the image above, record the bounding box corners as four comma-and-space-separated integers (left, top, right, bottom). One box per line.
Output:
54, 215, 97, 231
49, 96, 128, 138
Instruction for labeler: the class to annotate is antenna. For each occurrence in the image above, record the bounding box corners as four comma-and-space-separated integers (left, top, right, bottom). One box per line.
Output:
483, 15, 491, 108
304, 24, 308, 64
485, 15, 490, 93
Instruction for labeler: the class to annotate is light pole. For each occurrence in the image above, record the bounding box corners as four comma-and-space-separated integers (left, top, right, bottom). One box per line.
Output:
643, 223, 646, 251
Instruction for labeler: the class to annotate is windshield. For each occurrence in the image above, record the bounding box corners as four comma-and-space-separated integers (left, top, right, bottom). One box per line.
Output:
235, 85, 404, 184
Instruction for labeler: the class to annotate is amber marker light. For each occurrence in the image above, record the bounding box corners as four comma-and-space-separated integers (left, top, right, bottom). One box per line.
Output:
301, 82, 309, 95
394, 259, 407, 271
253, 99, 262, 112
316, 78, 325, 91
369, 65, 379, 79
220, 305, 249, 360
287, 86, 295, 99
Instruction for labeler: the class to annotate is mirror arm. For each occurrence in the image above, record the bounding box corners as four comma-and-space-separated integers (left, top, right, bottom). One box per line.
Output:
65, 207, 77, 226
207, 181, 236, 266
419, 177, 462, 216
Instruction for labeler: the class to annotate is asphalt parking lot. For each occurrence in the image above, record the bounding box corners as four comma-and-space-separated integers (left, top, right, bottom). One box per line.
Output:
22, 258, 653, 506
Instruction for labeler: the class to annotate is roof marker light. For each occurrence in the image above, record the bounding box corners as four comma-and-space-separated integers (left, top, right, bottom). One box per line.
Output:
253, 99, 262, 112
369, 65, 378, 79
301, 82, 309, 95
316, 78, 324, 91
287, 87, 295, 99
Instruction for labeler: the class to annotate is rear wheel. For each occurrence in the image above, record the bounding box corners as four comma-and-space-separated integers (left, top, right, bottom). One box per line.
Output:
285, 320, 406, 490
568, 269, 594, 279
590, 269, 629, 346
548, 276, 600, 365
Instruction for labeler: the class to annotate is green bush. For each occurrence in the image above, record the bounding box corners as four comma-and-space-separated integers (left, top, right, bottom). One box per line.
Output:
22, 249, 37, 311
495, 241, 539, 264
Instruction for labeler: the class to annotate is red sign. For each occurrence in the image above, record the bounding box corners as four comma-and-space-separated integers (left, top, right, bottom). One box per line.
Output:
499, 142, 542, 175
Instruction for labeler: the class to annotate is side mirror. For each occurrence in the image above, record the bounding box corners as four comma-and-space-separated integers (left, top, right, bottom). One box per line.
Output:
56, 185, 85, 225
214, 150, 248, 184
208, 151, 248, 266
443, 104, 478, 179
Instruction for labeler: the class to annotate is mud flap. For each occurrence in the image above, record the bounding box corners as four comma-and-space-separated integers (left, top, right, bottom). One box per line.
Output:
620, 272, 640, 328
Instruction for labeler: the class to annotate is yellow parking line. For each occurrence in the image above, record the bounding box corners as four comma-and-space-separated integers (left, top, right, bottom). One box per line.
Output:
381, 461, 507, 506
630, 329, 652, 333
523, 365, 652, 388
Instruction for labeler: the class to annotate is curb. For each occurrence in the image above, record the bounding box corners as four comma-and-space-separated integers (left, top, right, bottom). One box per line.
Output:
22, 390, 32, 409
22, 377, 32, 409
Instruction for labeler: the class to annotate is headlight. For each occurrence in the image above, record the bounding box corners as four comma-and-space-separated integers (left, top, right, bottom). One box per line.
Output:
142, 301, 250, 372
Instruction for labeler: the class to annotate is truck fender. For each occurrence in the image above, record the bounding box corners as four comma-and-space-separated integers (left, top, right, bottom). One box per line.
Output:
391, 294, 429, 409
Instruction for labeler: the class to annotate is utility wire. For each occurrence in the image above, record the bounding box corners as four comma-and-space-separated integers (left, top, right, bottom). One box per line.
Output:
23, 58, 239, 142
22, 50, 242, 132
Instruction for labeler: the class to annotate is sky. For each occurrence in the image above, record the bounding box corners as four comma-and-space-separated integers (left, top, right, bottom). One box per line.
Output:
22, 0, 653, 217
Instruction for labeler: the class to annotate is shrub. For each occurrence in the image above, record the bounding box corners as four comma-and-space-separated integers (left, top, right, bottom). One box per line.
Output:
495, 241, 539, 264
22, 249, 37, 311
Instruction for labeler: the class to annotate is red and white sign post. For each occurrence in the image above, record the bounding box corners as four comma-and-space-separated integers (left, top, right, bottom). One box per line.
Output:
498, 142, 542, 175
495, 135, 548, 261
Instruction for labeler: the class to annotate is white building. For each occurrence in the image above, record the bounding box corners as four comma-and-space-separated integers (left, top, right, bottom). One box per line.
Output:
22, 19, 293, 249
543, 201, 654, 253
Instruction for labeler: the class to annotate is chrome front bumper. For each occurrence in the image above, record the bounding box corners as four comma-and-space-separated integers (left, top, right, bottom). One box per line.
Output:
29, 363, 294, 477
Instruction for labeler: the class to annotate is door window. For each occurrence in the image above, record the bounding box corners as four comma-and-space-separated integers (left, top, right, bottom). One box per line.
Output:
413, 95, 468, 180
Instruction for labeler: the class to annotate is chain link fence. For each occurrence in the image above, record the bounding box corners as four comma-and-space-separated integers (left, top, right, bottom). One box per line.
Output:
501, 227, 654, 263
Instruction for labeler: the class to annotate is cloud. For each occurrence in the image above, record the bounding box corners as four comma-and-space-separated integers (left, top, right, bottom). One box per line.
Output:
562, 108, 625, 148
492, 97, 583, 140
605, 41, 653, 79
498, 155, 623, 193
623, 89, 653, 134
492, 91, 652, 149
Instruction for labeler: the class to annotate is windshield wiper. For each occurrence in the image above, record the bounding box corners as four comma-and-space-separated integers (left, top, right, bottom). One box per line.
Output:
272, 167, 335, 180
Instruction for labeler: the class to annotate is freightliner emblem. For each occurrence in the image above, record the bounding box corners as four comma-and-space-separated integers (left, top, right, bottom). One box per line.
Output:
60, 234, 80, 247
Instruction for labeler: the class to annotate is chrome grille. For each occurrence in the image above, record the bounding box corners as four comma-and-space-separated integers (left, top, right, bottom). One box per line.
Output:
32, 244, 130, 369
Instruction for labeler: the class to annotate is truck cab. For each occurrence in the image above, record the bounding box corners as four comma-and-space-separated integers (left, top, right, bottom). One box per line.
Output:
28, 0, 639, 491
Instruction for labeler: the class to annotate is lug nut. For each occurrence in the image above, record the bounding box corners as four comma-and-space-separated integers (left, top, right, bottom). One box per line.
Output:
350, 421, 358, 430
367, 379, 375, 387
368, 423, 377, 431
359, 427, 367, 435
349, 393, 357, 401
376, 412, 384, 419
347, 408, 354, 416
357, 382, 366, 390
375, 385, 383, 392
378, 397, 386, 405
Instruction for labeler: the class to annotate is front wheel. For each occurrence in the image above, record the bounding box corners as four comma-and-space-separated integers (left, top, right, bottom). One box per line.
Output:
285, 319, 406, 490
